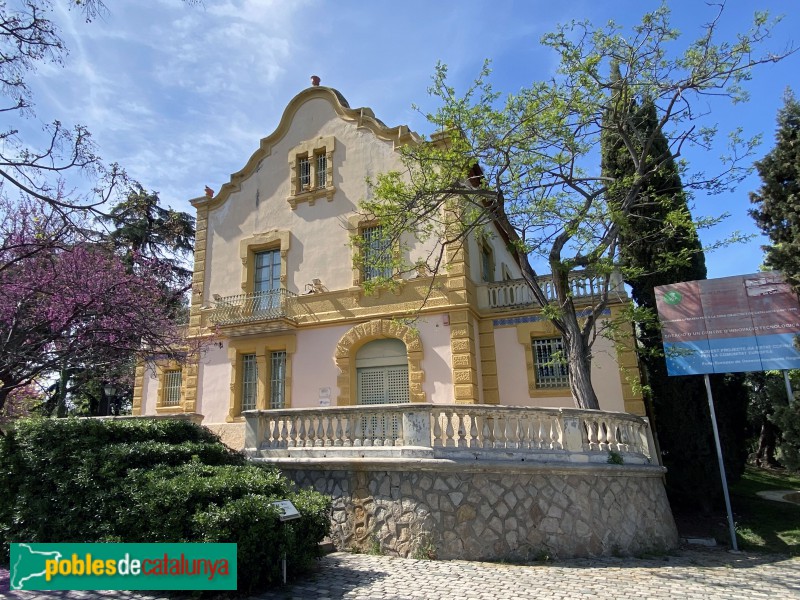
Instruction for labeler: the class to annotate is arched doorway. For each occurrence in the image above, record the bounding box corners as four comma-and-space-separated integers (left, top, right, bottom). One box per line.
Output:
334, 319, 425, 406
356, 338, 409, 406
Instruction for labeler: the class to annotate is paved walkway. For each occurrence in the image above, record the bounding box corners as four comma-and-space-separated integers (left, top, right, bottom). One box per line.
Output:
3, 546, 799, 599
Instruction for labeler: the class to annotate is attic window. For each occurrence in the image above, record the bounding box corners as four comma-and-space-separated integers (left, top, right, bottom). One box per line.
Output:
298, 156, 311, 191
287, 135, 335, 209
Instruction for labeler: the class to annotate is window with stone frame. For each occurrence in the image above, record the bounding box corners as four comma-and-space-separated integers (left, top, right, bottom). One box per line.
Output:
287, 136, 335, 208
163, 370, 182, 407
361, 225, 393, 282
532, 337, 569, 389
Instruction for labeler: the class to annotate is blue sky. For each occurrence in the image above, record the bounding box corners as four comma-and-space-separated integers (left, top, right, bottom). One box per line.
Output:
25, 0, 800, 278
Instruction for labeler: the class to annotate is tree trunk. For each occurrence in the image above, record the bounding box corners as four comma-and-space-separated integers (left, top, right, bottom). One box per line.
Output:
755, 417, 779, 468
562, 315, 601, 410
549, 266, 601, 410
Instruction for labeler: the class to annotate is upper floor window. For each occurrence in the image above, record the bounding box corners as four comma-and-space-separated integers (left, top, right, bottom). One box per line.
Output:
298, 156, 311, 191
287, 135, 335, 209
361, 225, 393, 282
532, 337, 569, 389
316, 153, 327, 189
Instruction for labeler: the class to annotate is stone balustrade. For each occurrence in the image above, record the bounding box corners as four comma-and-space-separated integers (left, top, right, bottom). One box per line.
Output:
478, 271, 625, 310
244, 404, 655, 465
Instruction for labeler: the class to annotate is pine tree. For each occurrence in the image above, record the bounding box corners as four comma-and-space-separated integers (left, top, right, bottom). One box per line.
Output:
750, 89, 800, 293
601, 67, 748, 510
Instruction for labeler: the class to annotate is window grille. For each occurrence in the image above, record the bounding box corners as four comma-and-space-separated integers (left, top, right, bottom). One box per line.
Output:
298, 156, 310, 190
241, 354, 258, 411
361, 225, 392, 281
532, 338, 569, 388
357, 365, 408, 439
316, 153, 327, 188
164, 370, 182, 406
270, 351, 287, 409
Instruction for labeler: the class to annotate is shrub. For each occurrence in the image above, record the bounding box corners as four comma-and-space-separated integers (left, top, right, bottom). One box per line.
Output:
0, 417, 331, 593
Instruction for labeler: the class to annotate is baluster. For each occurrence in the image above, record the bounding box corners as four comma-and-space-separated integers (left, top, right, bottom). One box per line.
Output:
296, 417, 306, 447
267, 417, 277, 448
279, 418, 289, 448
585, 419, 597, 451
469, 414, 479, 449
445, 411, 455, 447
303, 417, 314, 447
597, 420, 609, 451
393, 411, 404, 446
625, 422, 636, 453
363, 416, 374, 447
333, 414, 343, 447
457, 413, 468, 448
493, 412, 506, 449
611, 422, 622, 452
374, 413, 385, 447
317, 413, 333, 446
341, 415, 352, 447
520, 415, 531, 450
432, 411, 443, 447
482, 415, 492, 449
353, 415, 363, 447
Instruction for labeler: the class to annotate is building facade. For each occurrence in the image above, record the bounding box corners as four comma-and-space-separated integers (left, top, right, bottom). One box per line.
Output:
132, 84, 644, 448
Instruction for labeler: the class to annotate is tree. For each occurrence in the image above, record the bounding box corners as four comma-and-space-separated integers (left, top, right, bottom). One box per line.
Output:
366, 3, 789, 409
750, 89, 800, 293
0, 199, 188, 416
0, 1, 125, 216
0, 1, 197, 220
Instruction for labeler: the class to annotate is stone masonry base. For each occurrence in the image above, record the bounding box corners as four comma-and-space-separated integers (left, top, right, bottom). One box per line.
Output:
265, 458, 679, 561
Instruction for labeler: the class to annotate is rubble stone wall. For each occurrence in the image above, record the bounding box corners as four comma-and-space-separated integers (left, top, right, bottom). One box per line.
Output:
273, 459, 678, 561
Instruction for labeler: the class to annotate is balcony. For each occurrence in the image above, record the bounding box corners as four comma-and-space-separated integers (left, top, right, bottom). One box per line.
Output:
209, 289, 297, 326
477, 271, 625, 311
244, 404, 655, 465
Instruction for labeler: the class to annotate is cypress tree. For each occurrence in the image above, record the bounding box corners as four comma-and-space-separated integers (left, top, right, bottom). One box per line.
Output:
750, 89, 800, 292
601, 66, 747, 511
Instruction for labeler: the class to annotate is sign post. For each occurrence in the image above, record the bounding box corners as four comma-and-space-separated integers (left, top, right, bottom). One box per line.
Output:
655, 271, 800, 551
703, 374, 738, 551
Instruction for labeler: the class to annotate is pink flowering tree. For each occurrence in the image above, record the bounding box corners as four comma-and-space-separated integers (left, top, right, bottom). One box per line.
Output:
0, 198, 189, 416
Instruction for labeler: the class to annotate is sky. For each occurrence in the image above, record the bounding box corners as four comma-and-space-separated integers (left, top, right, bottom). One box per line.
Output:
20, 0, 800, 279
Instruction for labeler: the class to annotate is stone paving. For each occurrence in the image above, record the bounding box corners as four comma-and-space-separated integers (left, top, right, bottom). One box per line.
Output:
3, 546, 799, 599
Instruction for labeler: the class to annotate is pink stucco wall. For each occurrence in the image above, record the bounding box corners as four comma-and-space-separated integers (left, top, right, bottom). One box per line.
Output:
197, 343, 232, 423
493, 326, 625, 411
417, 316, 454, 404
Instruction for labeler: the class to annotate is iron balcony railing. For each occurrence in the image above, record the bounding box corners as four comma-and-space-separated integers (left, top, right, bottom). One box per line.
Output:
210, 288, 297, 326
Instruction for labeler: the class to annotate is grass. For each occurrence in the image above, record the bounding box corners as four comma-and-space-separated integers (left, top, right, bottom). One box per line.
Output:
727, 466, 800, 555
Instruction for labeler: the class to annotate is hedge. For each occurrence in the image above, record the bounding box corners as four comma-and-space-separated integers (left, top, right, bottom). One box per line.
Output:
0, 418, 331, 593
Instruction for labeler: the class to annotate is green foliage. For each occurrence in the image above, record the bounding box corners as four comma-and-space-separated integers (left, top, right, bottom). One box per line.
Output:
745, 371, 800, 470
607, 450, 624, 465
772, 403, 800, 471
750, 89, 800, 294
366, 3, 788, 410
599, 60, 754, 510
0, 418, 331, 591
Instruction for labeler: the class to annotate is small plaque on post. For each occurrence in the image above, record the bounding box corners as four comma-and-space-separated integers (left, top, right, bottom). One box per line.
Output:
271, 500, 301, 521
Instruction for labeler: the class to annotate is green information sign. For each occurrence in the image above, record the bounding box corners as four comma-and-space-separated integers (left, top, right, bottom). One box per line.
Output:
10, 543, 237, 591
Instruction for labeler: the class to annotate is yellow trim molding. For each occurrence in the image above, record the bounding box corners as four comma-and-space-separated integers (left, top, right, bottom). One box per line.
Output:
334, 319, 425, 406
